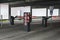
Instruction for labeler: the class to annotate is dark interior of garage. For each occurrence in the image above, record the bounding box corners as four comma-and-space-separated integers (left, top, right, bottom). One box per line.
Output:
0, 0, 60, 40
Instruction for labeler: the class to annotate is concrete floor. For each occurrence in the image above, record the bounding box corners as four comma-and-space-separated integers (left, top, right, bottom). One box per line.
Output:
0, 21, 60, 40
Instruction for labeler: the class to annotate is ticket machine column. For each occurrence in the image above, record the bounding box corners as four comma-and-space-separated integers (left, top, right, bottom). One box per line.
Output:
24, 12, 31, 32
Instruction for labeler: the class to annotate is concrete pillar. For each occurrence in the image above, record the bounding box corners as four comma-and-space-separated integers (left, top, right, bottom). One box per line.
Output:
30, 6, 32, 22
9, 5, 11, 24
44, 8, 48, 27
59, 9, 60, 16
0, 4, 1, 16
46, 8, 48, 17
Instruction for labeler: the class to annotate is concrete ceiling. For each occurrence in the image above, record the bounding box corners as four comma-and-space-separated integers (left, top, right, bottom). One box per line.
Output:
1, 0, 60, 8
9, 0, 60, 8
0, 0, 25, 3
0, 0, 59, 3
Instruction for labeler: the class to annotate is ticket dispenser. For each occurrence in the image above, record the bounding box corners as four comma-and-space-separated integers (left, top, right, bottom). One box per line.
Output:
24, 12, 31, 32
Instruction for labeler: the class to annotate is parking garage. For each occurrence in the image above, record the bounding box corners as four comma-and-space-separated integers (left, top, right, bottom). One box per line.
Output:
0, 0, 60, 40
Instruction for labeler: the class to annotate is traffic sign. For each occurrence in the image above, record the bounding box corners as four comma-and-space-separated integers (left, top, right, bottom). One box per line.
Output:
49, 6, 54, 15
50, 10, 53, 15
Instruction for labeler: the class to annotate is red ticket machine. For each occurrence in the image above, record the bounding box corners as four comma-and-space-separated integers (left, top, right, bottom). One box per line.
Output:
24, 12, 31, 25
24, 12, 31, 32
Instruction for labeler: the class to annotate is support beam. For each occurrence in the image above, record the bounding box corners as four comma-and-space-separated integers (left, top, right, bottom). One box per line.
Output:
30, 6, 32, 22
59, 9, 60, 16
9, 4, 11, 24
46, 8, 48, 17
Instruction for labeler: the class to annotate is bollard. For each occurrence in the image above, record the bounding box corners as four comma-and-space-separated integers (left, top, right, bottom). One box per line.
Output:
45, 18, 47, 27
10, 16, 14, 25
42, 17, 47, 27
